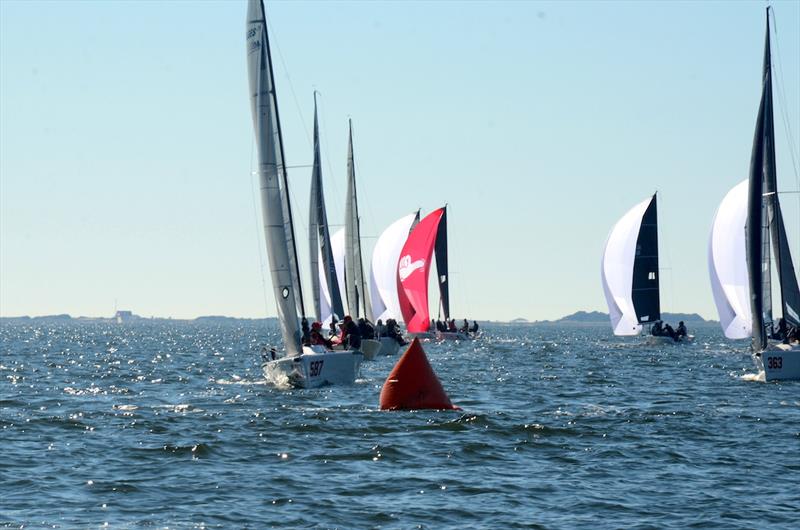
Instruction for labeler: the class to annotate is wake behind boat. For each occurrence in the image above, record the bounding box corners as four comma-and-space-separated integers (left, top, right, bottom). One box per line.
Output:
246, 0, 361, 388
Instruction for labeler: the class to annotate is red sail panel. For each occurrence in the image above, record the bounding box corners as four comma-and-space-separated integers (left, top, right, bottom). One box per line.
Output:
397, 207, 445, 333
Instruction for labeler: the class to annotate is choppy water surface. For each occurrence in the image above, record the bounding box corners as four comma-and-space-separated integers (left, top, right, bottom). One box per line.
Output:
1, 321, 798, 528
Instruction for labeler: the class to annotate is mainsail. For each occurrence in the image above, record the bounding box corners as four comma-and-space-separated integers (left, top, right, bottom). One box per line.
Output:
398, 207, 446, 333
344, 120, 372, 320
709, 180, 752, 339
745, 9, 800, 351
370, 211, 419, 323
601, 194, 660, 336
246, 0, 304, 355
308, 94, 344, 323
434, 207, 450, 321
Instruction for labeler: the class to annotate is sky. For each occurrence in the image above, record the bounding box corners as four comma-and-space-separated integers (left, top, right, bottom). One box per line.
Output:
1, 0, 799, 322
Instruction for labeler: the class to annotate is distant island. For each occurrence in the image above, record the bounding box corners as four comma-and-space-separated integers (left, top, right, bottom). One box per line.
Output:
536, 310, 714, 325
0, 311, 278, 325
1, 310, 715, 325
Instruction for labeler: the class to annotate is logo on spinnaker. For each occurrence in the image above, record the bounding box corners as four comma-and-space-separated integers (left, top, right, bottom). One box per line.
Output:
398, 255, 425, 281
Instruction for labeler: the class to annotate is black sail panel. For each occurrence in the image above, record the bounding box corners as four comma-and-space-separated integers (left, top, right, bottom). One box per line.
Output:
746, 68, 769, 352
434, 208, 450, 321
309, 99, 344, 321
632, 194, 660, 324
774, 205, 800, 327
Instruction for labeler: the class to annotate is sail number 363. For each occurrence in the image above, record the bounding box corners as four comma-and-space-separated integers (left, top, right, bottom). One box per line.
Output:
766, 356, 783, 370
309, 360, 324, 377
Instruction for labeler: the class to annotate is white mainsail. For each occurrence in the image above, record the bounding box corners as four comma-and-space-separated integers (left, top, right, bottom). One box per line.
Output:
601, 196, 653, 336
344, 121, 372, 320
246, 0, 303, 355
370, 212, 418, 323
709, 179, 752, 339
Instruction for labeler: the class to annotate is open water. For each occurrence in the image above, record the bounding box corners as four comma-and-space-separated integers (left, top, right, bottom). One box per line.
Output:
1, 320, 798, 529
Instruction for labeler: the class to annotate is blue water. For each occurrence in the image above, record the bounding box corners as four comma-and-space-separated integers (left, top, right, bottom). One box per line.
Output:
1, 321, 798, 529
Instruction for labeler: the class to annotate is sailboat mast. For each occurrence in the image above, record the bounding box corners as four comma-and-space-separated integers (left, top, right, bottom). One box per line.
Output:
434, 206, 450, 322
746, 8, 774, 351
344, 119, 372, 320
309, 94, 345, 322
260, 2, 305, 319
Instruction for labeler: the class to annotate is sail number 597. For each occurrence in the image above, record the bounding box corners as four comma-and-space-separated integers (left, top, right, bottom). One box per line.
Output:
767, 356, 783, 370
309, 360, 324, 377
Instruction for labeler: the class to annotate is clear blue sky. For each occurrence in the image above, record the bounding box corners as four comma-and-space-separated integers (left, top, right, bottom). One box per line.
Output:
1, 0, 799, 321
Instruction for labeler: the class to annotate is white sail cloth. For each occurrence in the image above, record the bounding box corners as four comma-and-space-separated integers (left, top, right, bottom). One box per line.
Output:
370, 213, 417, 324
601, 196, 652, 336
246, 0, 302, 355
708, 179, 752, 339
318, 228, 347, 324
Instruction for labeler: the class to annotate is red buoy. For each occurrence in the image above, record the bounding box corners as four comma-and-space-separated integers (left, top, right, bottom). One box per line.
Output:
379, 337, 460, 410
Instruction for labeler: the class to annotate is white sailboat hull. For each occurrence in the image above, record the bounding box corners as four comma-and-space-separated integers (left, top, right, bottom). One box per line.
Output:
378, 337, 401, 356
646, 334, 695, 345
360, 339, 381, 361
262, 346, 363, 388
753, 343, 800, 381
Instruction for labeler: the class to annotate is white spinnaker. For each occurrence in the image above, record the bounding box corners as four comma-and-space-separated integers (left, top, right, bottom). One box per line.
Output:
601, 196, 652, 336
708, 179, 751, 339
370, 212, 417, 323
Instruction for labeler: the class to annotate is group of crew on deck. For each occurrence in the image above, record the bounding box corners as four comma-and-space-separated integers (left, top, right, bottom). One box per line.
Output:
770, 317, 800, 344
300, 315, 408, 351
431, 318, 480, 335
650, 320, 688, 341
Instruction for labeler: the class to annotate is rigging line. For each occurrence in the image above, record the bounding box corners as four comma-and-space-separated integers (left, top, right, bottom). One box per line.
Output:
316, 92, 344, 222
265, 17, 313, 150
770, 10, 800, 182
348, 119, 379, 241
445, 204, 473, 320
770, 7, 800, 276
249, 140, 271, 318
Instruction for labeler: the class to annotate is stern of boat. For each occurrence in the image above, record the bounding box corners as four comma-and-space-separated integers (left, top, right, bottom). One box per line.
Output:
756, 343, 800, 381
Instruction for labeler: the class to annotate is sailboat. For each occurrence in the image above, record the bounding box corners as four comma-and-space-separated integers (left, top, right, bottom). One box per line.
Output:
601, 193, 689, 342
711, 8, 800, 381
309, 93, 345, 328
337, 120, 383, 359
246, 0, 362, 388
397, 206, 470, 341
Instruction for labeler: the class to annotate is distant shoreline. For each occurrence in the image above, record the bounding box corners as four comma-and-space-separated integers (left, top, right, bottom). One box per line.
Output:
0, 310, 717, 325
